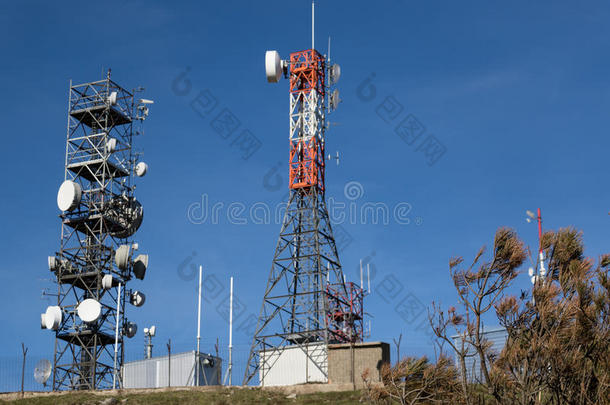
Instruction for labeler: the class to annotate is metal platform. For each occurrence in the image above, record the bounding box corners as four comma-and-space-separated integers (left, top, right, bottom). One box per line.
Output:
57, 270, 109, 290
57, 330, 117, 347
67, 158, 129, 182
70, 104, 131, 128
62, 212, 127, 236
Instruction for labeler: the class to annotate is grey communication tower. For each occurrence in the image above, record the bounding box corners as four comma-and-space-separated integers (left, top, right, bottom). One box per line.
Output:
41, 70, 152, 390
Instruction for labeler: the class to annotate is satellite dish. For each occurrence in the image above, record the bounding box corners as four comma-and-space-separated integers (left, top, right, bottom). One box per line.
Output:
115, 245, 131, 270
133, 254, 149, 280
329, 89, 341, 111
149, 325, 156, 336
135, 162, 148, 177
40, 313, 47, 329
125, 322, 138, 338
107, 91, 118, 106
203, 357, 214, 367
526, 210, 535, 219
106, 138, 117, 153
528, 267, 534, 277
48, 256, 59, 272
77, 299, 102, 323
130, 290, 146, 307
44, 306, 62, 330
34, 359, 52, 386
144, 327, 149, 334
57, 180, 82, 212
107, 198, 143, 238
330, 64, 341, 84
48, 257, 70, 273
265, 50, 282, 83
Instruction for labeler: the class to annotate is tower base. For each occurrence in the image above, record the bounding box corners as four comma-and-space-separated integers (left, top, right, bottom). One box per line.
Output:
259, 342, 327, 386
327, 342, 390, 389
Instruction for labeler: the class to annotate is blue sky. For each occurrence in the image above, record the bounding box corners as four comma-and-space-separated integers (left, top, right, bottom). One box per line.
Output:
1, 0, 610, 389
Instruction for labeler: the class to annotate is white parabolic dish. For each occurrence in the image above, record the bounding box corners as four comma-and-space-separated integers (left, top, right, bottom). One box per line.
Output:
57, 180, 82, 211
34, 359, 52, 385
330, 89, 340, 110
330, 64, 341, 84
44, 306, 62, 330
77, 298, 102, 323
135, 162, 148, 177
265, 50, 282, 83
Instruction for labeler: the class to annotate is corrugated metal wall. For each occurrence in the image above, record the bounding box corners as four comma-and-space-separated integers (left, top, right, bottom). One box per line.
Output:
452, 327, 508, 383
259, 343, 327, 386
122, 351, 222, 388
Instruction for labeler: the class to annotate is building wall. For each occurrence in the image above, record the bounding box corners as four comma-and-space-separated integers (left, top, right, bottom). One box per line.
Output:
259, 342, 327, 386
327, 342, 390, 389
122, 351, 221, 388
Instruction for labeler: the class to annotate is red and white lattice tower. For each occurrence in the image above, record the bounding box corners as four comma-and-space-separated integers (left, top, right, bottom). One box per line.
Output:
244, 5, 364, 386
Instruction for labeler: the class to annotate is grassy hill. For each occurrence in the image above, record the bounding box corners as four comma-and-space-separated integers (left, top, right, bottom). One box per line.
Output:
1, 387, 363, 405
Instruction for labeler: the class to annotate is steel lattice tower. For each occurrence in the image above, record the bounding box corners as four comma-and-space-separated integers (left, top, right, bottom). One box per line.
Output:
45, 71, 151, 390
244, 47, 355, 385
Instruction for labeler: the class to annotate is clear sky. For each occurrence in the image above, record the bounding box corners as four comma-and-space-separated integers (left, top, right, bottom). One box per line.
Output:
1, 0, 609, 390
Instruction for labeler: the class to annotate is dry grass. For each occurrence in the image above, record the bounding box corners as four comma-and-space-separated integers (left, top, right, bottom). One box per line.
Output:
2, 387, 362, 405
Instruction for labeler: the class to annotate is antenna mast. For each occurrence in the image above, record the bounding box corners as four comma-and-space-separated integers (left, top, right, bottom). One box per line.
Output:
42, 72, 152, 390
249, 3, 362, 386
312, 1, 315, 49
537, 208, 546, 277
196, 265, 203, 385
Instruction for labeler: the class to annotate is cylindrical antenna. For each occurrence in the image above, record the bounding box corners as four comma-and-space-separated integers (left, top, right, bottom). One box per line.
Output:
196, 265, 202, 386
311, 1, 315, 50
327, 35, 331, 109
360, 259, 364, 290
112, 282, 122, 390
367, 263, 371, 293
146, 334, 152, 359
537, 208, 543, 253
537, 209, 546, 277
228, 276, 234, 386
